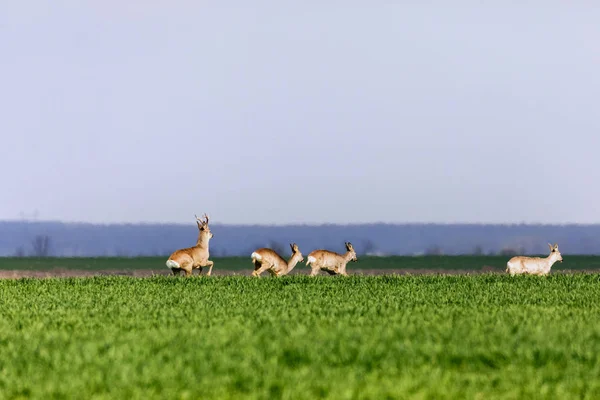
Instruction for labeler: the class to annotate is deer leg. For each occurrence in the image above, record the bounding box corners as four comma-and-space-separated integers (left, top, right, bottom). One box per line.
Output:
177, 260, 193, 277
177, 258, 194, 277
252, 260, 262, 275
253, 263, 271, 277
252, 260, 261, 276
310, 267, 320, 277
171, 268, 181, 276
204, 260, 214, 276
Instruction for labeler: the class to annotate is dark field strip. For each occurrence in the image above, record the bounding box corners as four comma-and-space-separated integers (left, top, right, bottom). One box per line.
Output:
2, 255, 600, 272
1, 274, 600, 399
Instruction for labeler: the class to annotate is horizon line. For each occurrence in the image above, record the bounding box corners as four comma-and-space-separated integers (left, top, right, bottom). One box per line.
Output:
2, 219, 600, 227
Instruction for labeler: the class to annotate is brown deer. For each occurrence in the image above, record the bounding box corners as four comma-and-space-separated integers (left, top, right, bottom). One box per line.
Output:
251, 243, 304, 277
166, 214, 214, 276
306, 242, 357, 276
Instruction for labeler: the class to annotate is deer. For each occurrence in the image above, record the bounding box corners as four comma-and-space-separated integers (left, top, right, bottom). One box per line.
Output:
506, 243, 563, 276
305, 242, 357, 276
250, 243, 304, 277
165, 214, 214, 277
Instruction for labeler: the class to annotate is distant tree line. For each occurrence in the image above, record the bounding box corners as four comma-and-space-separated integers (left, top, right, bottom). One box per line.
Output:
2, 221, 600, 257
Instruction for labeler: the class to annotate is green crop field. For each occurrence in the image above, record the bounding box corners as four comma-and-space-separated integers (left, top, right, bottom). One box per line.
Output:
2, 255, 600, 272
1, 274, 600, 399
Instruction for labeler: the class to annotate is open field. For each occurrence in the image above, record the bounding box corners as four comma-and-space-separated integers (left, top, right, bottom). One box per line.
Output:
2, 255, 600, 278
1, 274, 600, 399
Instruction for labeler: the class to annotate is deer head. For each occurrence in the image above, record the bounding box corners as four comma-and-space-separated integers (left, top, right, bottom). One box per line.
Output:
195, 213, 214, 240
345, 242, 357, 262
548, 243, 563, 263
290, 242, 304, 263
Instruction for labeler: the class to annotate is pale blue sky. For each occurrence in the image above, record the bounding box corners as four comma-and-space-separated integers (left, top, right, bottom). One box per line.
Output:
1, 2, 599, 224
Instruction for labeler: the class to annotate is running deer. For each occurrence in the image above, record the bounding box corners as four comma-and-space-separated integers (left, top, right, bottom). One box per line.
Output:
166, 214, 214, 276
506, 243, 563, 276
306, 242, 357, 276
250, 243, 304, 277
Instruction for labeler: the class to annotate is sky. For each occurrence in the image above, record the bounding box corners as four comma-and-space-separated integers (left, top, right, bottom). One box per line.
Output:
1, 2, 599, 225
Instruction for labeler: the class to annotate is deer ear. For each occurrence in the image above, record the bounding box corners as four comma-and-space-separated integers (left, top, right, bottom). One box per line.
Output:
554, 243, 559, 249
548, 243, 553, 251
290, 243, 294, 251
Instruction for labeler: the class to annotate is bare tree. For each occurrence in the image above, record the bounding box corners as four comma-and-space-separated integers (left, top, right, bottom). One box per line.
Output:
424, 244, 443, 256
472, 245, 484, 255
268, 240, 286, 256
31, 235, 51, 257
361, 239, 377, 255
14, 246, 26, 257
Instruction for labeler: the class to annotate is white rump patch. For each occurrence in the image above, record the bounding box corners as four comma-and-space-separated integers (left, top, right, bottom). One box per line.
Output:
166, 259, 180, 269
251, 252, 262, 261
307, 256, 316, 265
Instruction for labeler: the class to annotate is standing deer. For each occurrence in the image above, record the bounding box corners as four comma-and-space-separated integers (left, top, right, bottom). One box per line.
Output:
250, 243, 304, 277
506, 243, 563, 276
166, 214, 214, 277
306, 242, 357, 276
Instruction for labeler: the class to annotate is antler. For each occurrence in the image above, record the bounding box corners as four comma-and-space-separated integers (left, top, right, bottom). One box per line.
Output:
194, 213, 210, 225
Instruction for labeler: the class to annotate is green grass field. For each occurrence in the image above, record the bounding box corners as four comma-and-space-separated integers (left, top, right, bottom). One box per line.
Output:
2, 255, 600, 271
1, 274, 600, 399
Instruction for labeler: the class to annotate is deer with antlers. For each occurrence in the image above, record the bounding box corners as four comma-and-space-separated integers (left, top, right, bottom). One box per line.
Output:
251, 243, 304, 277
506, 243, 563, 276
305, 242, 357, 276
166, 214, 214, 276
